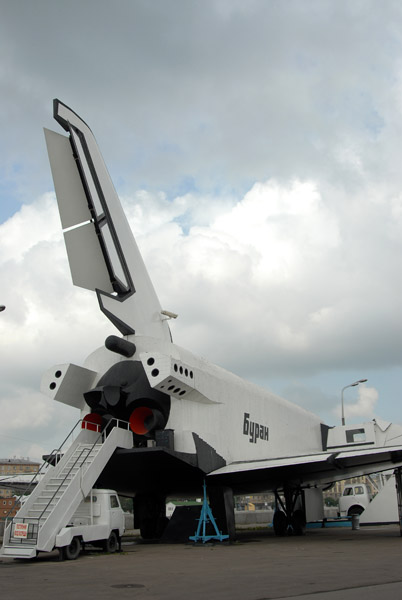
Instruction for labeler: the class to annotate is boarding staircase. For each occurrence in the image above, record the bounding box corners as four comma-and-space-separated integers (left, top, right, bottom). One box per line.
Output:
0, 419, 132, 559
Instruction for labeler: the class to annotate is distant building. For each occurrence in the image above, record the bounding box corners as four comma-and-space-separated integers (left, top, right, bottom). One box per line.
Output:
0, 495, 20, 519
0, 458, 40, 498
235, 493, 274, 511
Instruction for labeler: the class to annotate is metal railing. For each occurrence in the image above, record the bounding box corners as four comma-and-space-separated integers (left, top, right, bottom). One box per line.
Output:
2, 418, 84, 530
2, 417, 131, 546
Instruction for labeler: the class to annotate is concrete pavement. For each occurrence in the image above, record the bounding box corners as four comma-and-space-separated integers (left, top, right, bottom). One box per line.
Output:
1, 525, 402, 599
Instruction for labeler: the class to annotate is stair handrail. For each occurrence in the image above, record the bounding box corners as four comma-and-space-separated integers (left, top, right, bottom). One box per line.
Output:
1, 444, 91, 547
36, 445, 93, 522
35, 417, 131, 523
1, 418, 84, 529
79, 416, 131, 468
2, 417, 132, 541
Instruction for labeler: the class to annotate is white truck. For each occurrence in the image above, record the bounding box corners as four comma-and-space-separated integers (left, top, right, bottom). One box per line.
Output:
338, 483, 372, 517
55, 489, 125, 560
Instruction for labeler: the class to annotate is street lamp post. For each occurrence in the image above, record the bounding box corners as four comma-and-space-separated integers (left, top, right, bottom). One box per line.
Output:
341, 379, 368, 426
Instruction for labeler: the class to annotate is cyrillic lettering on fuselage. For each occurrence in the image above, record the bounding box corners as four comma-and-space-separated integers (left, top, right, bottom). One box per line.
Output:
243, 413, 269, 444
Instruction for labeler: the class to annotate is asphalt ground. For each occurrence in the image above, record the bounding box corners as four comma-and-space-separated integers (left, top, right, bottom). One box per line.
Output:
1, 525, 402, 599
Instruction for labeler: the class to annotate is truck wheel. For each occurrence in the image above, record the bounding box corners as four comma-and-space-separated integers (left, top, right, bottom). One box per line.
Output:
64, 537, 81, 560
347, 505, 364, 516
104, 531, 118, 553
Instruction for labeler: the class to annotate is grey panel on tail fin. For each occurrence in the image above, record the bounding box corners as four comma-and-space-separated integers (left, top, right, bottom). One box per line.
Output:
44, 128, 90, 230
64, 224, 114, 293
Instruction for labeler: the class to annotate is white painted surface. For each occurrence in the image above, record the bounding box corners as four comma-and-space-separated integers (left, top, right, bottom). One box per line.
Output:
360, 476, 399, 524
43, 101, 402, 499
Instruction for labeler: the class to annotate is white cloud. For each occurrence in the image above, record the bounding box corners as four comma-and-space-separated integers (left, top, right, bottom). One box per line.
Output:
0, 384, 79, 462
121, 177, 402, 382
0, 387, 53, 431
209, 179, 340, 283
0, 193, 61, 263
1, 0, 402, 454
3, 1, 402, 205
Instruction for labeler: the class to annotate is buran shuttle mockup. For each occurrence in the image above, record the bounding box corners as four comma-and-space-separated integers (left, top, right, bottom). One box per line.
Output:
41, 99, 402, 539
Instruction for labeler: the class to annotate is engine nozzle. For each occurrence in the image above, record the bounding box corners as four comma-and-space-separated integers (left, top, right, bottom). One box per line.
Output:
129, 406, 165, 436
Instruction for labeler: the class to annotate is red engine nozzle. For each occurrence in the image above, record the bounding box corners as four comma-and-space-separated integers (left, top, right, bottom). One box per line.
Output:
129, 407, 165, 436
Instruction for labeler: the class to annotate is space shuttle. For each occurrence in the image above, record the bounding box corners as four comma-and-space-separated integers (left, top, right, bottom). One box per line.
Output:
41, 100, 402, 539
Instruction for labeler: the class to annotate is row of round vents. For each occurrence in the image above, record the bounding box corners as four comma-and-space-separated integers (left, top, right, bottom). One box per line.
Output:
146, 357, 193, 397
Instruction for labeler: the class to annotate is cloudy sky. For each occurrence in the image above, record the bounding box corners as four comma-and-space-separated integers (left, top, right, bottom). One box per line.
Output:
1, 0, 402, 462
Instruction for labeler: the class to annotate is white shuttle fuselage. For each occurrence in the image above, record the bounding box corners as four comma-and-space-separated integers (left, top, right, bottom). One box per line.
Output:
41, 99, 402, 538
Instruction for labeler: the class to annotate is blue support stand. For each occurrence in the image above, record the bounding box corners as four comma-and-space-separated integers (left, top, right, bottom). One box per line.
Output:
189, 481, 229, 543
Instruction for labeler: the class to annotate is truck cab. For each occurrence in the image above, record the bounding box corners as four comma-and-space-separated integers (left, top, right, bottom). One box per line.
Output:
56, 489, 125, 559
338, 483, 372, 517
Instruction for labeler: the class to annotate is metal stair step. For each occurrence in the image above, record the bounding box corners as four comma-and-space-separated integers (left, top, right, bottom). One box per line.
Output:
45, 483, 69, 488
1, 546, 37, 559
8, 538, 37, 545
60, 466, 81, 470
28, 510, 51, 515
16, 517, 41, 524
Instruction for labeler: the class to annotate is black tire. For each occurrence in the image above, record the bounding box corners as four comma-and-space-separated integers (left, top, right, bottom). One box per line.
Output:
273, 510, 287, 536
347, 505, 364, 517
104, 531, 118, 553
64, 537, 81, 560
291, 509, 306, 536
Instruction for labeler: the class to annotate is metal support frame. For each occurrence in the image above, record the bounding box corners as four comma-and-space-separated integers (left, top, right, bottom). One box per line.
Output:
273, 486, 305, 535
394, 467, 402, 536
189, 482, 229, 543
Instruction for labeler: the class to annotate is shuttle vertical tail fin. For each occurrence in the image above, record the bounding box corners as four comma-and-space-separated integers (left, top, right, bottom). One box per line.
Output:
45, 99, 171, 340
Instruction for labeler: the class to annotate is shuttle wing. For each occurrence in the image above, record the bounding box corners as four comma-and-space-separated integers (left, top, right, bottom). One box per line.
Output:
45, 99, 171, 341
208, 445, 402, 494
